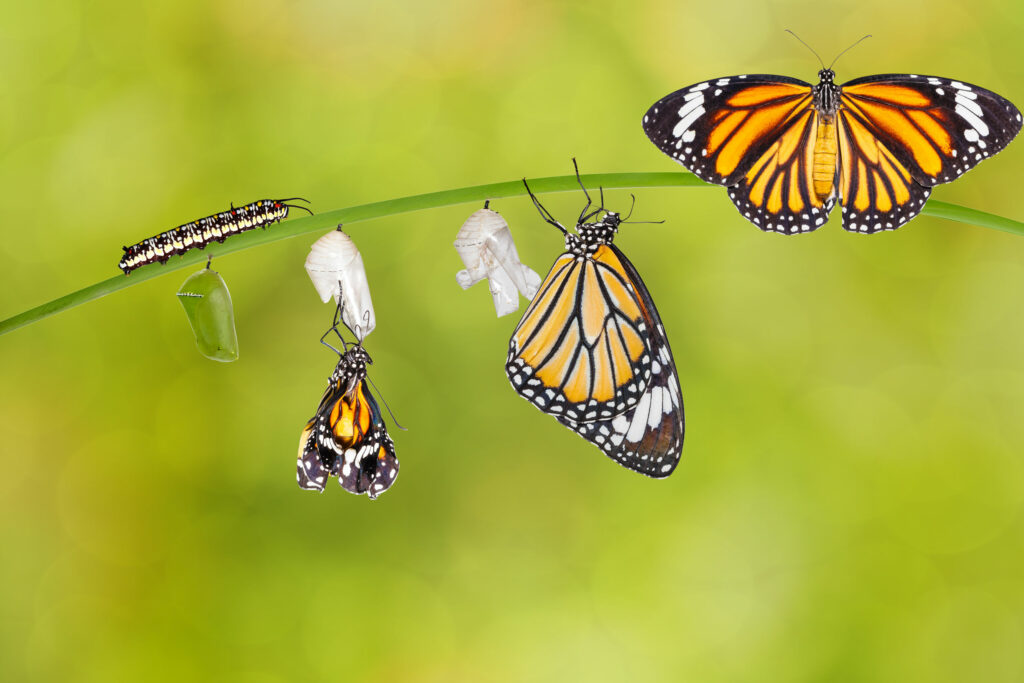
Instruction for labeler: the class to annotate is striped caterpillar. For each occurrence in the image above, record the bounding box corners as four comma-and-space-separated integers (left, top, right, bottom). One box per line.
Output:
119, 198, 312, 274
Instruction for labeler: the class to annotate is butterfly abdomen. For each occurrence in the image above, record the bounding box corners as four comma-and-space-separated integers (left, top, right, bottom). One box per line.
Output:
812, 117, 838, 200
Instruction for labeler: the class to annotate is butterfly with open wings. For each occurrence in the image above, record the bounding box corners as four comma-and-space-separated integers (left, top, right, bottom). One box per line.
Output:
642, 36, 1022, 234
505, 162, 684, 478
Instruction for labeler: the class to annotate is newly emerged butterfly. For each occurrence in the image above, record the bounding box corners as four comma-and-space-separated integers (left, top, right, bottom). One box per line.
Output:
119, 198, 312, 274
642, 35, 1023, 234
297, 300, 399, 499
505, 161, 684, 478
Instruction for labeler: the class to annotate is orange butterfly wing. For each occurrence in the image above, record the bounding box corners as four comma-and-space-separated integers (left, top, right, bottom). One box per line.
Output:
836, 74, 1022, 232
643, 76, 836, 233
507, 245, 654, 422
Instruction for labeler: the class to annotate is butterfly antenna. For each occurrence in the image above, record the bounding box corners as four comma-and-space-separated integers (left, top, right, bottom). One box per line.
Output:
623, 194, 637, 221
277, 196, 311, 204
784, 29, 825, 70
828, 34, 872, 70
366, 375, 408, 431
522, 178, 567, 235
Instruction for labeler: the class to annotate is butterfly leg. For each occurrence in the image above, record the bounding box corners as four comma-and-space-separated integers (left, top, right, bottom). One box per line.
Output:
571, 158, 596, 225
319, 282, 350, 356
522, 178, 567, 234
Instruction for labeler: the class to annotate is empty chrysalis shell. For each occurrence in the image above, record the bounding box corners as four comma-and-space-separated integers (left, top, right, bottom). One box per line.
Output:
304, 228, 376, 340
176, 265, 239, 362
454, 207, 541, 317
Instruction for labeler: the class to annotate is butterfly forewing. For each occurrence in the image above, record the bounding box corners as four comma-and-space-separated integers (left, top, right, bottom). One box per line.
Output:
642, 75, 815, 186
556, 245, 684, 477
507, 246, 654, 422
297, 423, 329, 491
839, 75, 1023, 186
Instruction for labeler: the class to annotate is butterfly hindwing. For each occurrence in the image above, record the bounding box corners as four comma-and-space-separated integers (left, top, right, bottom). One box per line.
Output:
727, 106, 837, 233
556, 244, 684, 477
835, 108, 932, 233
297, 421, 330, 491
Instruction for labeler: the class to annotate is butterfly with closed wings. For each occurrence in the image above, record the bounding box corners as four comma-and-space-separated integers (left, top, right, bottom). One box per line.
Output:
642, 34, 1022, 234
297, 301, 399, 499
505, 161, 684, 478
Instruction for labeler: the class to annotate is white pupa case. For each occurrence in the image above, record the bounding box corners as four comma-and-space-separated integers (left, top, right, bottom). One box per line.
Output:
304, 228, 376, 340
454, 207, 541, 317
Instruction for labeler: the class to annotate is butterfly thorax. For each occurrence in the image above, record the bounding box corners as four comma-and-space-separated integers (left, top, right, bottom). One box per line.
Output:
567, 212, 621, 257
812, 69, 841, 117
329, 345, 373, 396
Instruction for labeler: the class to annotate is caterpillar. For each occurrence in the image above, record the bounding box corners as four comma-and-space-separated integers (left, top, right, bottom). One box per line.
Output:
118, 198, 312, 274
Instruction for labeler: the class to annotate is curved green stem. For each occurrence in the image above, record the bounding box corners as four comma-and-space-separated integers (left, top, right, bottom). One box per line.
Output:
0, 171, 1021, 337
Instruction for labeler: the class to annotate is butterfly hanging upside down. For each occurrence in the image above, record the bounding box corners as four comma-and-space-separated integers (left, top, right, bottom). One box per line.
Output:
505, 161, 684, 478
642, 35, 1023, 234
297, 302, 399, 499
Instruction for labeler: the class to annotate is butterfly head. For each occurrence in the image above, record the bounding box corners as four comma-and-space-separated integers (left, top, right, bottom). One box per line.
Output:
817, 68, 836, 84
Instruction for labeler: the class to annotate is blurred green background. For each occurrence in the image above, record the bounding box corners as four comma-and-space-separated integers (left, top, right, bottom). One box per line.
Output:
3, 0, 1024, 680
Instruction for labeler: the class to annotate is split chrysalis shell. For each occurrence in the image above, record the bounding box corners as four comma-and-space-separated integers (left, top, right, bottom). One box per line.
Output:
453, 208, 541, 317
304, 228, 376, 340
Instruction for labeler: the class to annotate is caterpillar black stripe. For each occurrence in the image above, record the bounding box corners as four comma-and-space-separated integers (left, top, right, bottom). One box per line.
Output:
118, 198, 312, 274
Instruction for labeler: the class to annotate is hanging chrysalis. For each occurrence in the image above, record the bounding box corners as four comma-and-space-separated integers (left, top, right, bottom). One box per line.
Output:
176, 262, 239, 362
304, 226, 375, 341
453, 203, 541, 317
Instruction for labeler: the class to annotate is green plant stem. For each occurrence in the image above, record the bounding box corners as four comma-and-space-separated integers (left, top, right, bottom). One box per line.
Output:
1, 171, 1021, 337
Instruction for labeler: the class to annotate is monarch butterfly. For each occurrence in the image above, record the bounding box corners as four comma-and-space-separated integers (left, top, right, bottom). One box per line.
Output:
505, 162, 684, 478
641, 36, 1023, 234
119, 198, 312, 274
297, 301, 399, 498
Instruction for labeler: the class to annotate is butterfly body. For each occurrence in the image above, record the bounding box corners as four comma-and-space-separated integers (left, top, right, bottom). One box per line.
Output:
507, 172, 684, 478
644, 69, 1022, 234
297, 345, 399, 498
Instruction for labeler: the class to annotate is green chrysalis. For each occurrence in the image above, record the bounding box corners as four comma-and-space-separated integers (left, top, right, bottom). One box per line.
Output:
176, 263, 239, 362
